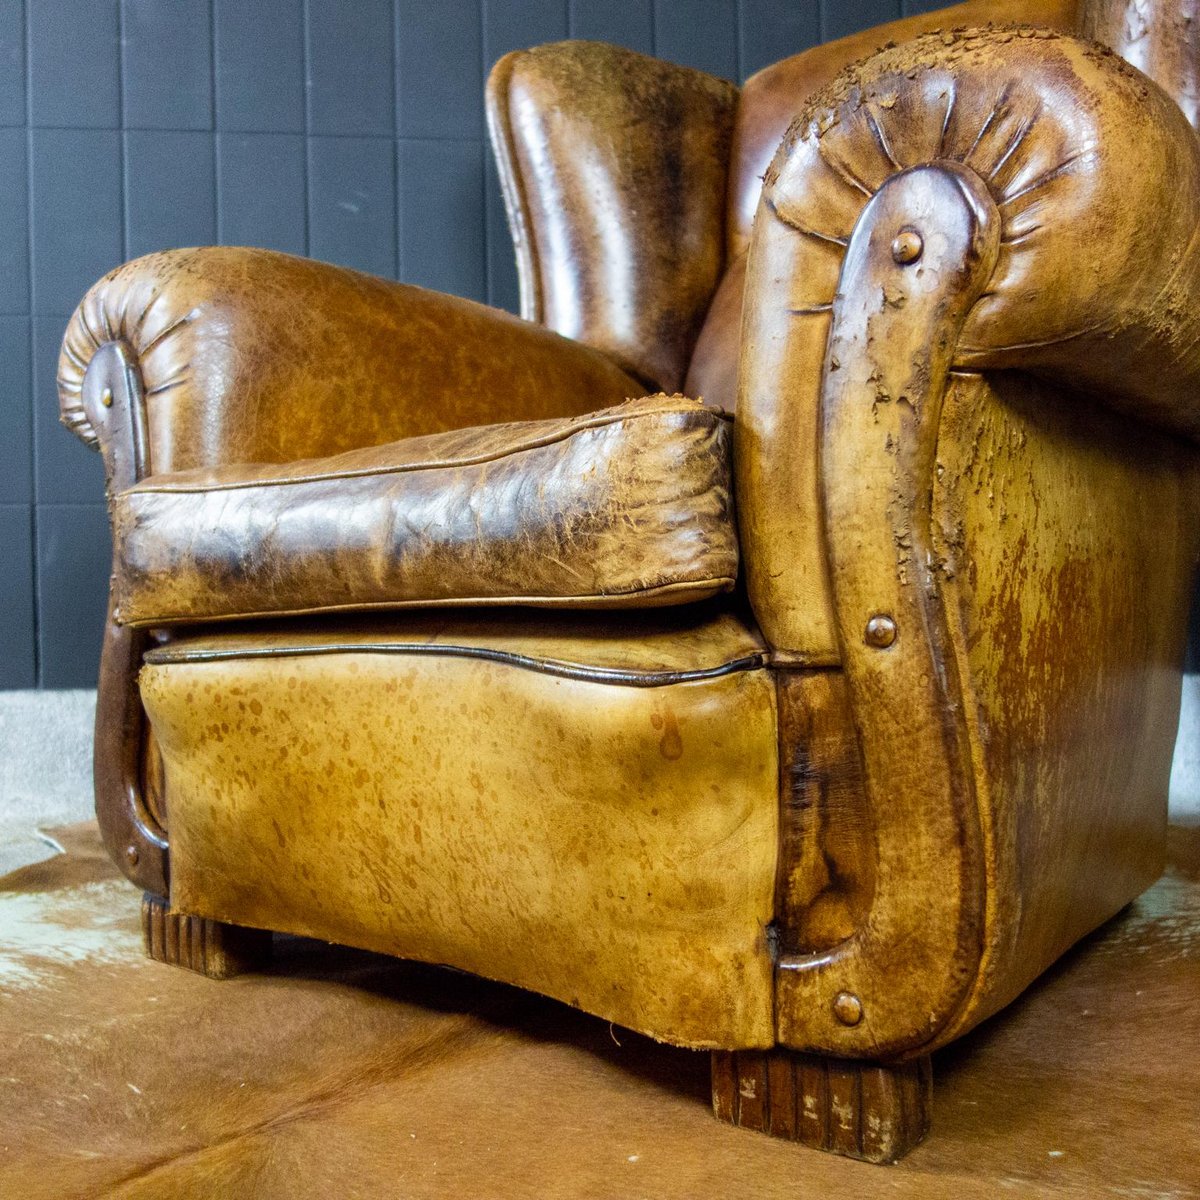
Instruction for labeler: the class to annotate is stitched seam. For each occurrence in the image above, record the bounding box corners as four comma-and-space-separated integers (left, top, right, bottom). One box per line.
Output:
119, 576, 738, 628
123, 404, 731, 496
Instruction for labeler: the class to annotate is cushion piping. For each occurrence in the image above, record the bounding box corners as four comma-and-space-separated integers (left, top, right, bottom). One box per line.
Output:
143, 641, 767, 688
119, 576, 737, 628
122, 402, 733, 497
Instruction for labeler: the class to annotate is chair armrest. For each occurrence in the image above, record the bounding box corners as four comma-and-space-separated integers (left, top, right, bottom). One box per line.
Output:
58, 247, 640, 900
740, 28, 1200, 1060
727, 0, 1077, 257
58, 247, 640, 482
738, 26, 1200, 662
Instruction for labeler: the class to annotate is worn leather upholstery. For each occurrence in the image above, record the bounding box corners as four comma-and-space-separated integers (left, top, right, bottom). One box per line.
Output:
111, 396, 737, 626
684, 0, 1080, 408
725, 0, 1079, 263
139, 607, 779, 1048
59, 247, 641, 473
927, 372, 1199, 1045
488, 41, 738, 393
736, 27, 1200, 660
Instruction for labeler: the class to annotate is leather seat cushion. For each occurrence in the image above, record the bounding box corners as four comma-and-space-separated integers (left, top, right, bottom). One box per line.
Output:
138, 606, 779, 1048
111, 395, 738, 627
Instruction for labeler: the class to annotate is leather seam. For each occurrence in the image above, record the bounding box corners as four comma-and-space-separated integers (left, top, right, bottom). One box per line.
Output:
122, 405, 732, 496
119, 577, 739, 628
142, 643, 768, 688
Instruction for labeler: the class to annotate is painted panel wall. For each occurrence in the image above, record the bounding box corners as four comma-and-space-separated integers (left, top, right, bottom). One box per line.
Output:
0, 0, 1195, 685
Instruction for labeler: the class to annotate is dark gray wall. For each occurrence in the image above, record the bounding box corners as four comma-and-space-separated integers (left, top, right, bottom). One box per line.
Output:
0, 0, 1194, 686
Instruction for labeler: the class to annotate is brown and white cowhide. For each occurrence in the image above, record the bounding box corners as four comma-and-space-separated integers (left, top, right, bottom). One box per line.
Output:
2, 822, 1198, 1199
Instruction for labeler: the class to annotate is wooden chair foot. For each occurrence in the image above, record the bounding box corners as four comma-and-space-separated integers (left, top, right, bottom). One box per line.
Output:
141, 893, 271, 980
711, 1047, 932, 1164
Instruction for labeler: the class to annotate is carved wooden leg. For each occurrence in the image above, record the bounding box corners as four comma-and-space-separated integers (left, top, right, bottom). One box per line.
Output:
141, 893, 271, 980
711, 1047, 931, 1164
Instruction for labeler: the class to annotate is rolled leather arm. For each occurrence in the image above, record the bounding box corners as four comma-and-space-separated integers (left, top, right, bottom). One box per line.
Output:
738, 26, 1200, 1059
58, 247, 641, 477
737, 25, 1200, 659
725, 0, 1078, 255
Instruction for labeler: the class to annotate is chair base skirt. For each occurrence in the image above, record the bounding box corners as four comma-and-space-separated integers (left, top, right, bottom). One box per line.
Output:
711, 1047, 932, 1164
142, 893, 272, 980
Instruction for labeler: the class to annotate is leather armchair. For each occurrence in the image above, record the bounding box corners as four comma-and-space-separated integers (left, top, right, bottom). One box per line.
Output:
59, 0, 1200, 1164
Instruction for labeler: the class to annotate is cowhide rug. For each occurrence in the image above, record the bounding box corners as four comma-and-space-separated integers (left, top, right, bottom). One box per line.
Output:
1, 822, 1197, 1199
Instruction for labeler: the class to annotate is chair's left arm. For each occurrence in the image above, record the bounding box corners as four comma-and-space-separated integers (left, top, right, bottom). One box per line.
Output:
737, 27, 1200, 1058
59, 247, 641, 481
58, 248, 643, 899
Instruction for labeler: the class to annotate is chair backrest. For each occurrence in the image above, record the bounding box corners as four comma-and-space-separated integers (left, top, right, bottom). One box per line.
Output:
1079, 0, 1200, 126
489, 0, 1200, 412
685, 0, 1080, 409
486, 43, 737, 396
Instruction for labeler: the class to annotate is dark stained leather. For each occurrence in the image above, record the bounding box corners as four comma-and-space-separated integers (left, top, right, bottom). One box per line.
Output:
59, 247, 642, 473
488, 41, 738, 394
685, 0, 1079, 407
111, 396, 738, 626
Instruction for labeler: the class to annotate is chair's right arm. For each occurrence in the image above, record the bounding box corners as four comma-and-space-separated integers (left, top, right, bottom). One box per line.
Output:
737, 28, 1200, 1060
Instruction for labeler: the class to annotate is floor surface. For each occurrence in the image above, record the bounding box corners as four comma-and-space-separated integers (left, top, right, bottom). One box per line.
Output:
1, 821, 1197, 1199
0, 690, 95, 875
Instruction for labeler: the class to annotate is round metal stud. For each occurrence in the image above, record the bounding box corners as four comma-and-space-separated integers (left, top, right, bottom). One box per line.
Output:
833, 991, 864, 1026
891, 228, 923, 265
125, 844, 139, 867
100, 386, 114, 408
865, 614, 897, 648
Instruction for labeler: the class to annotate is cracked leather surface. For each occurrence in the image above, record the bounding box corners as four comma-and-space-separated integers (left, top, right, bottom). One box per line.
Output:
111, 395, 738, 626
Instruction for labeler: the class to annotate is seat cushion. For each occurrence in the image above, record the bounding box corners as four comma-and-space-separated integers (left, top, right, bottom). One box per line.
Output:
138, 606, 779, 1048
112, 395, 737, 627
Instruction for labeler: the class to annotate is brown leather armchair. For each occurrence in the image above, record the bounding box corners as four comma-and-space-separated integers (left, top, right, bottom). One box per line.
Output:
58, 0, 1200, 1164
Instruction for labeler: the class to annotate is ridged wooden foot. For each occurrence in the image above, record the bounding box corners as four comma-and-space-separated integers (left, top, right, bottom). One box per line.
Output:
141, 893, 271, 980
711, 1047, 932, 1164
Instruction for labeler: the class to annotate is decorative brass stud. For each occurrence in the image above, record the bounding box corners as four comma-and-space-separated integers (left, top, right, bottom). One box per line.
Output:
125, 844, 139, 867
833, 991, 864, 1026
891, 228, 923, 265
100, 386, 114, 408
865, 614, 897, 648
